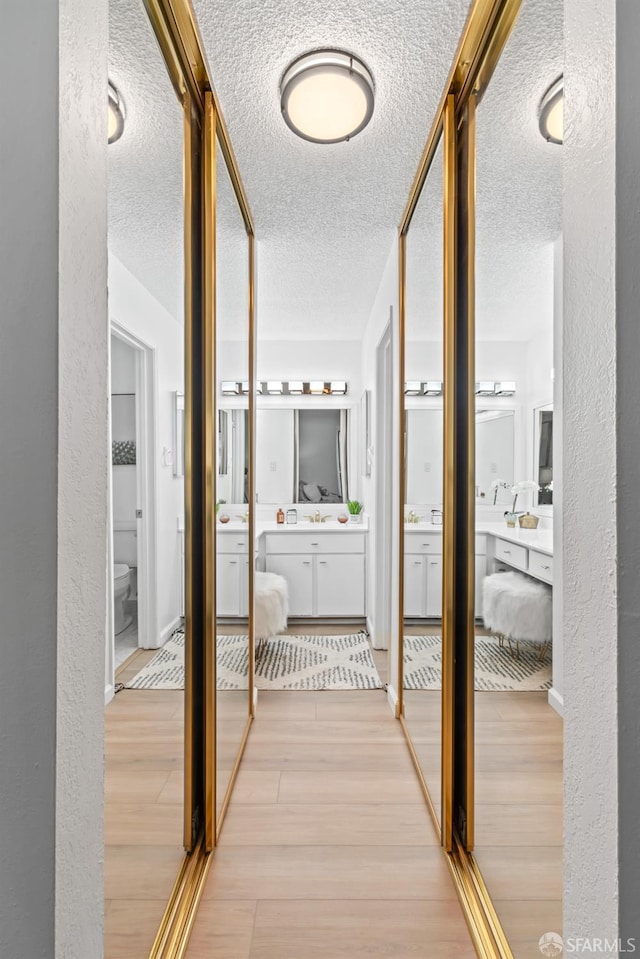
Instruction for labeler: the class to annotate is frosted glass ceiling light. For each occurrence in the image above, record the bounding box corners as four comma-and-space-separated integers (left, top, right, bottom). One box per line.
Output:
280, 50, 374, 144
539, 76, 563, 145
108, 81, 125, 144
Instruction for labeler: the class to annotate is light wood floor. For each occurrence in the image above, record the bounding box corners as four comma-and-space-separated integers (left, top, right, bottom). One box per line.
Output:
185, 640, 475, 959
402, 625, 563, 959
104, 649, 186, 959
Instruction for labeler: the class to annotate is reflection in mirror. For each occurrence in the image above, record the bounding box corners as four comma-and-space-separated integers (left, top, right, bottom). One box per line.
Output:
405, 408, 515, 505
255, 408, 349, 504
105, 0, 186, 952
402, 136, 444, 823
215, 135, 250, 825
474, 0, 562, 950
535, 405, 553, 504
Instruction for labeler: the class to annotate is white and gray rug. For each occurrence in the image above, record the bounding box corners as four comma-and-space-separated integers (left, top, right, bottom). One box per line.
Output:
403, 635, 551, 691
126, 629, 383, 691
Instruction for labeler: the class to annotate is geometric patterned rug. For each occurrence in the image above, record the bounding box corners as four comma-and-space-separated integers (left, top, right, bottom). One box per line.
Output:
126, 629, 383, 691
403, 635, 552, 691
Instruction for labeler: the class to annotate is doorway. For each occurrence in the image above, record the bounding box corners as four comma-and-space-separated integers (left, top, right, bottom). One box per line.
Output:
374, 314, 393, 655
108, 323, 157, 679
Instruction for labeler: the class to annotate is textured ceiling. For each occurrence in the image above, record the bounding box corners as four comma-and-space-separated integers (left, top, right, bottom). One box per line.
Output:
108, 0, 184, 322
108, 0, 562, 343
193, 0, 470, 340
405, 0, 563, 342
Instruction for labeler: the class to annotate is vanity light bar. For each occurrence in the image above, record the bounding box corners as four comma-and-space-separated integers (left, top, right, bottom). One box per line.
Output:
221, 381, 241, 395
423, 380, 443, 396
493, 381, 516, 396
221, 381, 349, 396
475, 381, 496, 396
404, 380, 516, 397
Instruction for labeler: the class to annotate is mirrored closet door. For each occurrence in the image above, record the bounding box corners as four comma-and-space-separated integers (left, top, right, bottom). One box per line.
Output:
106, 0, 190, 952
401, 136, 445, 830
214, 130, 253, 834
472, 0, 563, 948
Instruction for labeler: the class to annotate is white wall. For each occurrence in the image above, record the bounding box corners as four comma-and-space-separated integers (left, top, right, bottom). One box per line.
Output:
360, 239, 399, 687
109, 252, 184, 646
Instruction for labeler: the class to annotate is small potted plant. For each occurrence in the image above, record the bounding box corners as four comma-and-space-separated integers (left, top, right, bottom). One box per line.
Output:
347, 500, 363, 524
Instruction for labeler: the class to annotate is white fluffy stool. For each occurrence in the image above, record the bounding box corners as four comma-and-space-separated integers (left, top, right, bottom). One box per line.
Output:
255, 571, 289, 660
482, 571, 552, 660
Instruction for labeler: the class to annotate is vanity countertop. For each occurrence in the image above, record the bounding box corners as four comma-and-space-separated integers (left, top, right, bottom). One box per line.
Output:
257, 519, 369, 534
404, 521, 553, 556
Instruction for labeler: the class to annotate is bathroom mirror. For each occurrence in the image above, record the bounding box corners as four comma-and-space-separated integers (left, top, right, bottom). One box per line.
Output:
255, 407, 349, 504
405, 407, 515, 506
173, 390, 185, 477
534, 403, 553, 505
215, 133, 251, 826
401, 134, 445, 824
217, 408, 249, 503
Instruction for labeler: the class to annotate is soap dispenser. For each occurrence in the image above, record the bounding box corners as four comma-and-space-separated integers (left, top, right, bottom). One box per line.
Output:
276, 507, 285, 525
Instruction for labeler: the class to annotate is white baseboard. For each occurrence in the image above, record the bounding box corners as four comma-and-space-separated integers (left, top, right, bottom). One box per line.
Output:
159, 614, 183, 646
366, 615, 376, 644
548, 686, 564, 717
386, 683, 400, 718
105, 683, 115, 706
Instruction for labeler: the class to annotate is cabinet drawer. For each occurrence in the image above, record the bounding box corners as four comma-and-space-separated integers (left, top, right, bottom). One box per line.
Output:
494, 538, 528, 571
217, 533, 249, 554
264, 532, 365, 554
529, 549, 553, 583
404, 533, 442, 555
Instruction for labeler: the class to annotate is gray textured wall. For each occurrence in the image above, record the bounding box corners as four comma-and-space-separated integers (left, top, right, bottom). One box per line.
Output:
616, 0, 640, 941
0, 1, 108, 957
0, 4, 60, 957
564, 0, 619, 944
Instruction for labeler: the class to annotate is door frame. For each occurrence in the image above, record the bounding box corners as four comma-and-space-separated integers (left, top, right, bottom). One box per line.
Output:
109, 321, 158, 675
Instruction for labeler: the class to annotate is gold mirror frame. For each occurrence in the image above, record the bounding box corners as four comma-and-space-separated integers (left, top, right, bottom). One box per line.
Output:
136, 0, 256, 954
397, 1, 523, 957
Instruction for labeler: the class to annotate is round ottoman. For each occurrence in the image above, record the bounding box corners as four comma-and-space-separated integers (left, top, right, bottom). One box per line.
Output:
482, 570, 552, 659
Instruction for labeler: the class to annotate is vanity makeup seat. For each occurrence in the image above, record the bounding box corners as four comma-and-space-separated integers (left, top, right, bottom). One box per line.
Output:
482, 570, 552, 660
254, 571, 288, 659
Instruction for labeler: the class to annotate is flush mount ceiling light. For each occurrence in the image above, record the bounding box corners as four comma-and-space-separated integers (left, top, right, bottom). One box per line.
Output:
108, 81, 125, 144
280, 49, 375, 144
538, 76, 563, 145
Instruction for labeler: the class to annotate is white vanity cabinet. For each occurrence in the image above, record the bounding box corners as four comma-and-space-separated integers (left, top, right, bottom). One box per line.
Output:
264, 530, 366, 617
404, 532, 443, 618
216, 530, 249, 617
404, 530, 487, 619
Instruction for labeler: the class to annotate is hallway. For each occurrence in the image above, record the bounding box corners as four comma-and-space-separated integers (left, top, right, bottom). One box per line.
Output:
185, 668, 474, 958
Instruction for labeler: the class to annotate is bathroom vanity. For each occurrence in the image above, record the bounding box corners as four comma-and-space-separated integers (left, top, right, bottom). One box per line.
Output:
259, 522, 367, 618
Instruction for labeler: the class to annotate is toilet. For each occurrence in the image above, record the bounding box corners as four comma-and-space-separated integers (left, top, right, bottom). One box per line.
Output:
113, 563, 132, 635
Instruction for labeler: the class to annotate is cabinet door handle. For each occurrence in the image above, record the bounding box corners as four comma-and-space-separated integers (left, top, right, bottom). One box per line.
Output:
311, 542, 319, 546
503, 549, 511, 554
413, 561, 422, 567
303, 561, 311, 566
430, 561, 438, 566
422, 543, 430, 547
229, 561, 237, 565
542, 564, 550, 570
237, 542, 244, 547
319, 560, 327, 565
